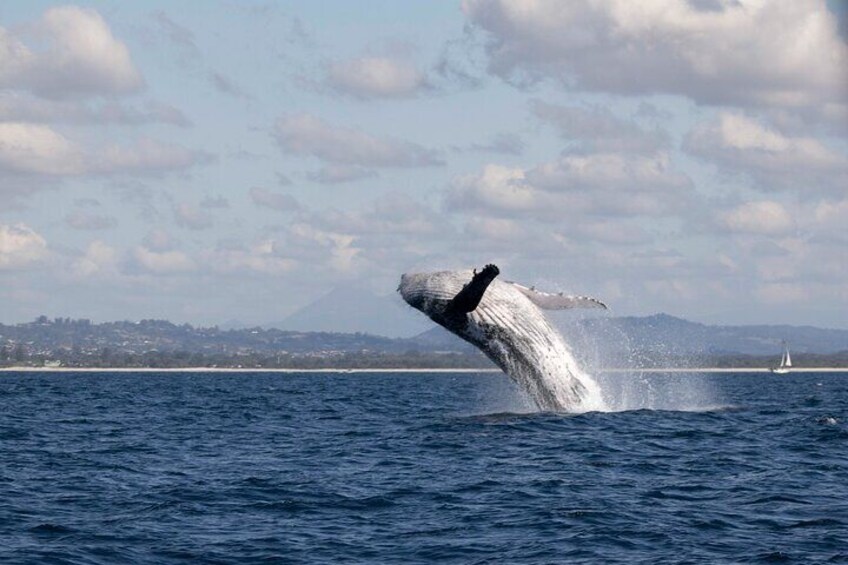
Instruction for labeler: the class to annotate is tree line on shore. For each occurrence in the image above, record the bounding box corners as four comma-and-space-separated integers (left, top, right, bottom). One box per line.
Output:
2, 343, 847, 370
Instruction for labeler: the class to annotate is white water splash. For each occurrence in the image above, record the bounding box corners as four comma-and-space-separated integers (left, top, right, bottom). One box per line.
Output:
548, 312, 724, 412
592, 370, 722, 412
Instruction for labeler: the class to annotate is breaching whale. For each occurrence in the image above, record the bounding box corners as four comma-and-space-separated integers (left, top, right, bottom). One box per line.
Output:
398, 264, 608, 412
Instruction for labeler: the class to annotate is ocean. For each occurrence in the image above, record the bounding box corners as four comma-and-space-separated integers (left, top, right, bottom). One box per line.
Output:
1, 370, 846, 563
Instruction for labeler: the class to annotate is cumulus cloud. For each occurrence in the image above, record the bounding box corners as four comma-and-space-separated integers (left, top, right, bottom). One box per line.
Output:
463, 0, 848, 116
249, 187, 301, 212
813, 199, 848, 243
450, 150, 692, 220
685, 112, 848, 193
274, 113, 442, 168
133, 246, 195, 274
0, 123, 207, 178
203, 240, 296, 275
71, 240, 118, 278
0, 6, 143, 99
239, 194, 448, 279
531, 100, 667, 154
449, 164, 535, 215
284, 223, 360, 273
94, 138, 208, 175
528, 152, 691, 208
313, 193, 447, 239
0, 223, 48, 269
326, 56, 427, 99
719, 200, 795, 235
0, 122, 86, 175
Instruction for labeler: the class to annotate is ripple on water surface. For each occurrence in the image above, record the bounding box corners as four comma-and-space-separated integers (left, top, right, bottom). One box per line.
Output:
0, 370, 847, 564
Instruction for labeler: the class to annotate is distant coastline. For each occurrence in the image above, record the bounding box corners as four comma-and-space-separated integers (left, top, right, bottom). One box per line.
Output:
2, 316, 847, 372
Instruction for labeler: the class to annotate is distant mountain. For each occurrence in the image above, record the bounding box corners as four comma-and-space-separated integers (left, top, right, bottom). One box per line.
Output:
556, 313, 848, 363
408, 326, 476, 352
270, 286, 430, 338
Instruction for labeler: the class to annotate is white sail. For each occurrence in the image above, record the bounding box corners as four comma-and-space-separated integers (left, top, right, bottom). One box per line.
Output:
771, 342, 792, 373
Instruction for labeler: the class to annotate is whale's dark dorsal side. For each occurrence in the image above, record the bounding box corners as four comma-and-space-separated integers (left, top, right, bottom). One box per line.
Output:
445, 264, 500, 316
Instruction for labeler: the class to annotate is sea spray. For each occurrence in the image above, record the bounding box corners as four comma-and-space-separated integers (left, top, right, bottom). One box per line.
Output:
554, 313, 722, 412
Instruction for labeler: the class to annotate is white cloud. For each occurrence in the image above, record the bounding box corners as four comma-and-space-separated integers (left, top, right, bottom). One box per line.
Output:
0, 6, 143, 99
327, 56, 426, 99
463, 0, 848, 116
0, 122, 86, 175
203, 240, 296, 275
274, 113, 442, 168
813, 199, 848, 243
449, 164, 536, 214
95, 138, 207, 175
314, 193, 447, 239
685, 112, 848, 193
284, 223, 360, 273
133, 246, 195, 274
451, 151, 692, 220
531, 100, 666, 154
528, 152, 692, 213
0, 123, 206, 179
0, 223, 47, 269
71, 240, 118, 278
719, 200, 795, 235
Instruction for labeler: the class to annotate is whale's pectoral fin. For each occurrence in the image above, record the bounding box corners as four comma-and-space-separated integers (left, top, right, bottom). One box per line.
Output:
446, 264, 500, 314
510, 283, 607, 310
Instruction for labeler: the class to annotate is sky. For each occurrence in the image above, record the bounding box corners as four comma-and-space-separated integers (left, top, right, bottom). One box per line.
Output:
0, 0, 846, 331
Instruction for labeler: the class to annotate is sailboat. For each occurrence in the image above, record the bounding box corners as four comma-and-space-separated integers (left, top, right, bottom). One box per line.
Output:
770, 342, 792, 374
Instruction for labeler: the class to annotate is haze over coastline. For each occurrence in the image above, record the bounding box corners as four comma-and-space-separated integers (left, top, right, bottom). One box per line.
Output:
1, 1, 846, 332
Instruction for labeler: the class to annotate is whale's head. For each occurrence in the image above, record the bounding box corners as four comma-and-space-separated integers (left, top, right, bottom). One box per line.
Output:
398, 271, 459, 316
400, 266, 500, 317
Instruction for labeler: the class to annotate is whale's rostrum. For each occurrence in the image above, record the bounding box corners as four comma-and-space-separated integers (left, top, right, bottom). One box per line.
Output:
398, 264, 607, 412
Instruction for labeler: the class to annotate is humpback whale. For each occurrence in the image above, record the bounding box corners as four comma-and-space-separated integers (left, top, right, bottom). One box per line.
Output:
398, 264, 607, 412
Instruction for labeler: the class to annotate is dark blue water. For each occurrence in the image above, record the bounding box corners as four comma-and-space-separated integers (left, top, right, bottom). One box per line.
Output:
1, 371, 846, 564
